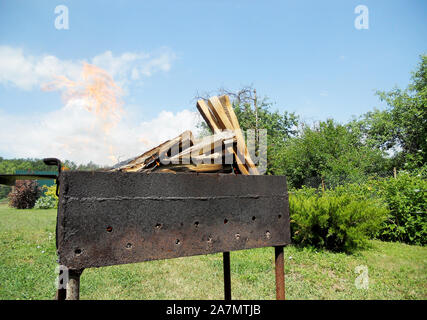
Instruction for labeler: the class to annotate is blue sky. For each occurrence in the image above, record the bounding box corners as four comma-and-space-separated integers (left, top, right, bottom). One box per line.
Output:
0, 0, 426, 164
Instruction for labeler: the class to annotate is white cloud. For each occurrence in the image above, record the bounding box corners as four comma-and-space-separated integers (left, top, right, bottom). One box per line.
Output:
90, 48, 175, 87
0, 102, 201, 166
0, 45, 175, 91
0, 46, 81, 90
0, 45, 200, 166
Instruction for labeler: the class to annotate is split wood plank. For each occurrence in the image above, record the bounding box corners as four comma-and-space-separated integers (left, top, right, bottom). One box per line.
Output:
196, 99, 221, 133
197, 98, 245, 173
207, 96, 250, 175
168, 130, 235, 164
218, 95, 259, 175
113, 130, 194, 172
154, 163, 228, 173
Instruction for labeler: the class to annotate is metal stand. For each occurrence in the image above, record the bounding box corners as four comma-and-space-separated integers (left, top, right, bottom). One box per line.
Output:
223, 252, 231, 300
274, 246, 285, 300
55, 288, 66, 300
57, 249, 285, 300
56, 269, 84, 300
221, 246, 285, 300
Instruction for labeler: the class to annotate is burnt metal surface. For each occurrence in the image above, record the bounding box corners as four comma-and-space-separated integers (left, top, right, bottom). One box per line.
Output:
57, 171, 290, 269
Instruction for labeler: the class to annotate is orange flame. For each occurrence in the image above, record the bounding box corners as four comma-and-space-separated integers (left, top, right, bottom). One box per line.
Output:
43, 63, 124, 133
43, 63, 124, 164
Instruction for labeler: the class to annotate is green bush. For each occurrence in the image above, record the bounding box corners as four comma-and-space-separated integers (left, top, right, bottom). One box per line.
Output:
34, 195, 57, 209
34, 185, 58, 209
289, 186, 388, 252
371, 168, 427, 245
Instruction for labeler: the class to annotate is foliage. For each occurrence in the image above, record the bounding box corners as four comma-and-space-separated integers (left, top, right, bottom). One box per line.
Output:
8, 180, 41, 209
278, 56, 425, 189
0, 157, 53, 174
371, 168, 427, 245
0, 157, 103, 175
34, 185, 58, 209
278, 119, 390, 188
351, 55, 427, 168
289, 186, 388, 252
34, 195, 57, 209
0, 185, 11, 200
233, 99, 299, 175
0, 157, 101, 200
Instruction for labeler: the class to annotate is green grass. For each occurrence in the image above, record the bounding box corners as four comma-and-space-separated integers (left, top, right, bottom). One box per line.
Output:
0, 203, 426, 300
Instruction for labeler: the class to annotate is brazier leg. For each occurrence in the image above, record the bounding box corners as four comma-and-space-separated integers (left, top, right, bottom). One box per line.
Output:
223, 251, 231, 300
274, 246, 285, 300
66, 269, 84, 300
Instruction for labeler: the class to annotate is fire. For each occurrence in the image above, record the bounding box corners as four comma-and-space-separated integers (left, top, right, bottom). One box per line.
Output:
43, 63, 124, 133
43, 62, 124, 164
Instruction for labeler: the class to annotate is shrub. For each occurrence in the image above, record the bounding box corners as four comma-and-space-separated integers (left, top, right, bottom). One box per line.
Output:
8, 180, 41, 209
34, 195, 57, 209
289, 186, 388, 252
44, 185, 58, 207
371, 168, 427, 245
34, 185, 59, 209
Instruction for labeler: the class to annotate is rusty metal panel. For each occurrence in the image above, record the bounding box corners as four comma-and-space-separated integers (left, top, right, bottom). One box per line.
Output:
57, 172, 290, 269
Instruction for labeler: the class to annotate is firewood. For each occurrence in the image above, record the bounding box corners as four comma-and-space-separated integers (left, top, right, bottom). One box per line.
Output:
112, 130, 194, 172
218, 95, 259, 175
153, 163, 232, 173
197, 96, 258, 175
167, 130, 235, 164
111, 94, 259, 175
196, 100, 221, 133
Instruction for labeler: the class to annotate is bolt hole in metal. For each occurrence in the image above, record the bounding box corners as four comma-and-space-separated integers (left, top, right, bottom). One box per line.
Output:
155, 223, 162, 229
224, 218, 228, 224
175, 239, 181, 245
235, 233, 240, 240
278, 214, 282, 219
194, 221, 199, 227
126, 243, 132, 249
265, 231, 271, 239
252, 216, 256, 221
74, 248, 82, 255
106, 226, 113, 232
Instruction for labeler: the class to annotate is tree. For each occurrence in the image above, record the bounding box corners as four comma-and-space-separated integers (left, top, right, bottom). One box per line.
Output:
277, 119, 390, 188
352, 55, 427, 169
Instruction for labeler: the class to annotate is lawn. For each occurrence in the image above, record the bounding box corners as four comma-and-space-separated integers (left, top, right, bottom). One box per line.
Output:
0, 203, 426, 300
